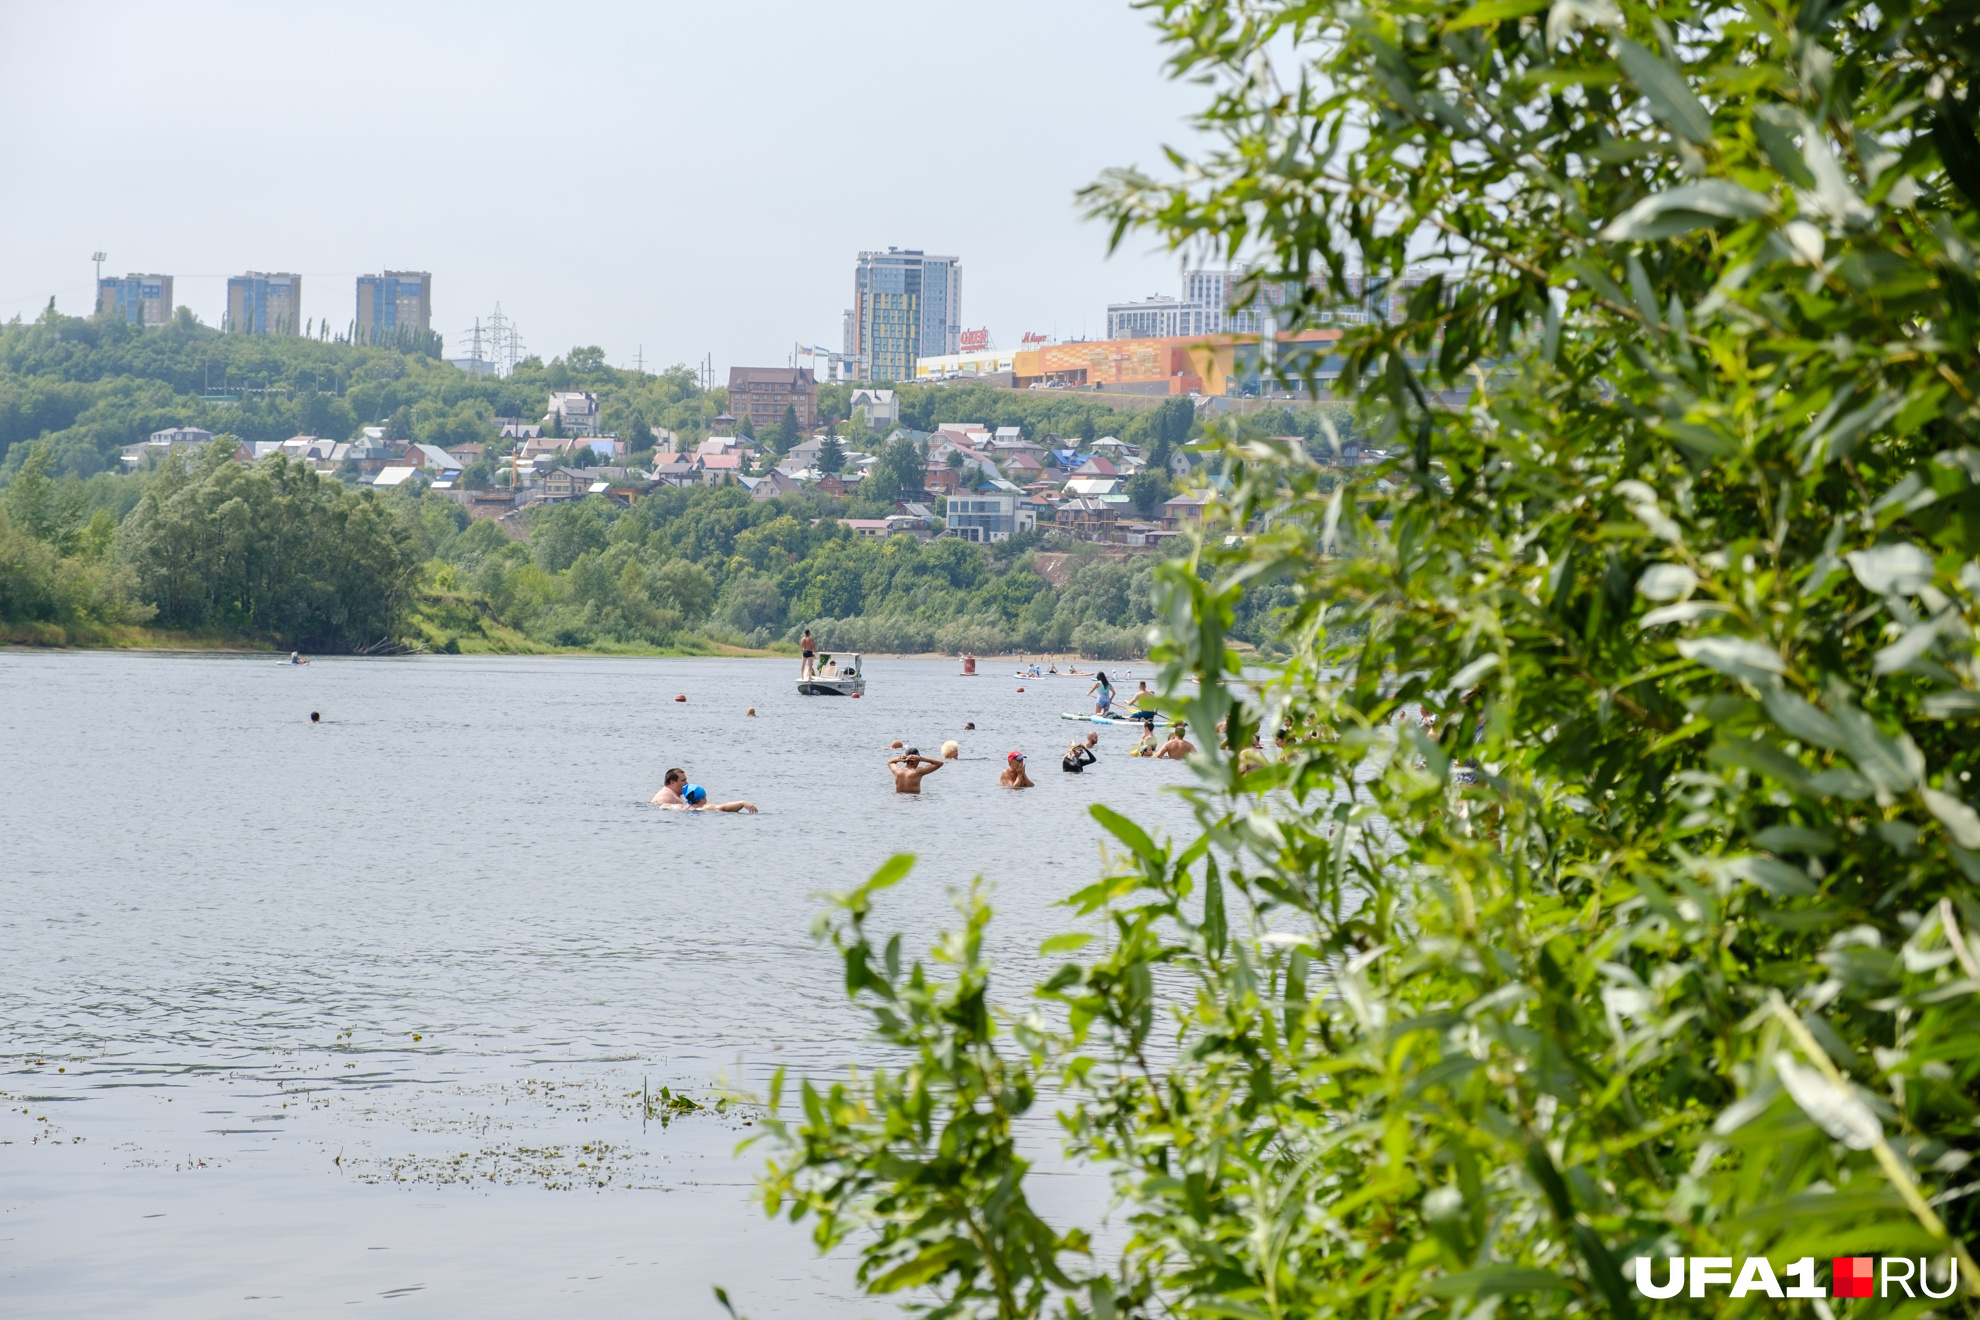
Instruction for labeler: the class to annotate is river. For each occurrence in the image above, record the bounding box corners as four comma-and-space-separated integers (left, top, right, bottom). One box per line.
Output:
0, 651, 1203, 1318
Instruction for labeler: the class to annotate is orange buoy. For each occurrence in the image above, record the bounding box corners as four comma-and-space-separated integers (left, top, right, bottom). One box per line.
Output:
851, 692, 862, 698
675, 695, 686, 702
1016, 686, 1025, 692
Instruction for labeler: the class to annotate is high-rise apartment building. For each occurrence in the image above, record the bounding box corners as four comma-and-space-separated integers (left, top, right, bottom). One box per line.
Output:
97, 274, 174, 327
356, 271, 432, 343
226, 272, 303, 335
1106, 267, 1297, 341
850, 248, 961, 382
1107, 267, 1446, 340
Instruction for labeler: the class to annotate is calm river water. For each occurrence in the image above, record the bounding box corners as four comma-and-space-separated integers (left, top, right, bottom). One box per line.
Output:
0, 651, 1203, 1318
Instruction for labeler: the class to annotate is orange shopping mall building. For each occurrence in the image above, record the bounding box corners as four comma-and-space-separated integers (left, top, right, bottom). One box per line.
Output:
1009, 328, 1343, 396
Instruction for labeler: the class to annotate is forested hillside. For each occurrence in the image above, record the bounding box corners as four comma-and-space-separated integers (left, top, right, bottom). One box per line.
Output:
0, 307, 717, 478
0, 305, 1310, 656
0, 306, 1267, 478
415, 484, 1277, 658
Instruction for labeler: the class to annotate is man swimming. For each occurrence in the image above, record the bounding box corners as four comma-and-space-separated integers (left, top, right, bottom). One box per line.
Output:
1155, 725, 1196, 760
888, 749, 945, 794
652, 767, 758, 812
999, 751, 1034, 788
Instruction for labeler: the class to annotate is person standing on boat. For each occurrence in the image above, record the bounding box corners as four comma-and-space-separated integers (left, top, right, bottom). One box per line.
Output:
1087, 671, 1114, 715
799, 630, 816, 679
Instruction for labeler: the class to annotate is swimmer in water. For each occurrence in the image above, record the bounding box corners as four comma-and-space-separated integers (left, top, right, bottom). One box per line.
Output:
888, 750, 945, 795
1156, 725, 1195, 760
652, 767, 758, 812
999, 751, 1034, 788
942, 740, 960, 760
1062, 739, 1097, 774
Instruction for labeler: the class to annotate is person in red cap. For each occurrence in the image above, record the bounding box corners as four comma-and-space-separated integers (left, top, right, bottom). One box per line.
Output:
999, 751, 1034, 789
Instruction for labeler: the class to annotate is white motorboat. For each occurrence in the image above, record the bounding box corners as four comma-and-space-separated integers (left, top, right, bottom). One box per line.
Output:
798, 652, 866, 696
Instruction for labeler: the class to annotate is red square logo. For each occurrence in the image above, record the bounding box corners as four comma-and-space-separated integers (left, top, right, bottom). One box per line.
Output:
1833, 1257, 1875, 1298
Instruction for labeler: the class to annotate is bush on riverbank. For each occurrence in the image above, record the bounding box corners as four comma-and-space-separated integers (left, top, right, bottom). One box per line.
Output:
118, 442, 424, 650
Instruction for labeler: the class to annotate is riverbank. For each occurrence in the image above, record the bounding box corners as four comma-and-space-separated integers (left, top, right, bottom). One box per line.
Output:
1, 620, 1168, 663
0, 621, 270, 651
0, 620, 798, 660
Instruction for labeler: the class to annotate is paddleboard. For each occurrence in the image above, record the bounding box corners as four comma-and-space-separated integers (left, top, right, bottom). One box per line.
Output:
1059, 711, 1147, 726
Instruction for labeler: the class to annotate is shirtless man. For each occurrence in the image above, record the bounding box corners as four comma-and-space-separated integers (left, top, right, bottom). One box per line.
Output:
799, 629, 816, 679
888, 749, 945, 794
1155, 725, 1195, 760
999, 751, 1034, 788
652, 767, 758, 812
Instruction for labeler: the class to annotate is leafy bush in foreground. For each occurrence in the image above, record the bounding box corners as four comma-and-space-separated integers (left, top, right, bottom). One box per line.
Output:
750, 0, 1980, 1316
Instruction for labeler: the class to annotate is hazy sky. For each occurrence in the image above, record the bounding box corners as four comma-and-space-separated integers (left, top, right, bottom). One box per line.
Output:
0, 1, 1213, 374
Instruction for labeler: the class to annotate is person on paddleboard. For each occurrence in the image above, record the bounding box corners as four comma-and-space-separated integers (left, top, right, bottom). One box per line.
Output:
1087, 671, 1113, 715
1128, 680, 1157, 726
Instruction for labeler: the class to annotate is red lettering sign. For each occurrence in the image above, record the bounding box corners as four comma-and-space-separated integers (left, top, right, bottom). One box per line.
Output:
960, 328, 989, 352
1021, 332, 1049, 344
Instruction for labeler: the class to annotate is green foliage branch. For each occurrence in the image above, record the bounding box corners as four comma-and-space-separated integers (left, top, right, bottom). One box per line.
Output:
748, 0, 1980, 1316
